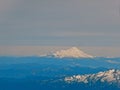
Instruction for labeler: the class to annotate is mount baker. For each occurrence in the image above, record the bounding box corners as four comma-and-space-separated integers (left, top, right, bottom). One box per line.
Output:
52, 47, 93, 58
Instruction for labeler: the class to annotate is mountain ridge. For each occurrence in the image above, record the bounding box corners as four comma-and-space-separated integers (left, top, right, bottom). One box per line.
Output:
65, 69, 120, 85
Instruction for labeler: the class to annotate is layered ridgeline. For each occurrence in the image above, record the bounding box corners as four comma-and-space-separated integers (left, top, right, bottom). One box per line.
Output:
65, 69, 120, 85
52, 47, 93, 58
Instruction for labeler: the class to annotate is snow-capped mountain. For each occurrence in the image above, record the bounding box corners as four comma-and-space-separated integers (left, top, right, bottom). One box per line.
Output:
53, 47, 93, 58
64, 69, 120, 84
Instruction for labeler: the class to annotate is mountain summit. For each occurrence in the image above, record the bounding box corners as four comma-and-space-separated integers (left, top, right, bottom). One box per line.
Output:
53, 47, 93, 58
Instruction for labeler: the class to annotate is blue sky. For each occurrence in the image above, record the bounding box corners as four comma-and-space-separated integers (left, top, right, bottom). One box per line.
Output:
0, 0, 120, 56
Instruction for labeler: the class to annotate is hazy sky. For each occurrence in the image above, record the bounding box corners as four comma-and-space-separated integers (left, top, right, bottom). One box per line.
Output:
0, 0, 120, 56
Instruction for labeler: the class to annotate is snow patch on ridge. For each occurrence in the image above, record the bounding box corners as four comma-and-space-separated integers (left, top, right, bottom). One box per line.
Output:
64, 69, 120, 84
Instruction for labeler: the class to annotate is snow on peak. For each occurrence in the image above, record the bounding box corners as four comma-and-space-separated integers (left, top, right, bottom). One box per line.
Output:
64, 69, 120, 84
53, 47, 93, 58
